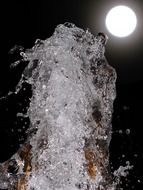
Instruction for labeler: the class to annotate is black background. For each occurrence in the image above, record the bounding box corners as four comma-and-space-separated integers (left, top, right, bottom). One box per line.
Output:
0, 0, 143, 189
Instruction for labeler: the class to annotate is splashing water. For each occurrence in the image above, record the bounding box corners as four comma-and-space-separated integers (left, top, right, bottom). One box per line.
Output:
0, 23, 133, 190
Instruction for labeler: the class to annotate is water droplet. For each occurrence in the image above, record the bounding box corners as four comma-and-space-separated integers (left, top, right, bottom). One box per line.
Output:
126, 129, 130, 135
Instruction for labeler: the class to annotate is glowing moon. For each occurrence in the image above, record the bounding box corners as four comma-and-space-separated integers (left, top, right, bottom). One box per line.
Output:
105, 5, 137, 37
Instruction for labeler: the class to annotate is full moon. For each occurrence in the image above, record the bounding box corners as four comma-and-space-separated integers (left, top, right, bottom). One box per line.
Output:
105, 5, 137, 37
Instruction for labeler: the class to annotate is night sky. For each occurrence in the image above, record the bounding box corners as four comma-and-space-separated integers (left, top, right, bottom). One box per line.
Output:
0, 0, 143, 189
